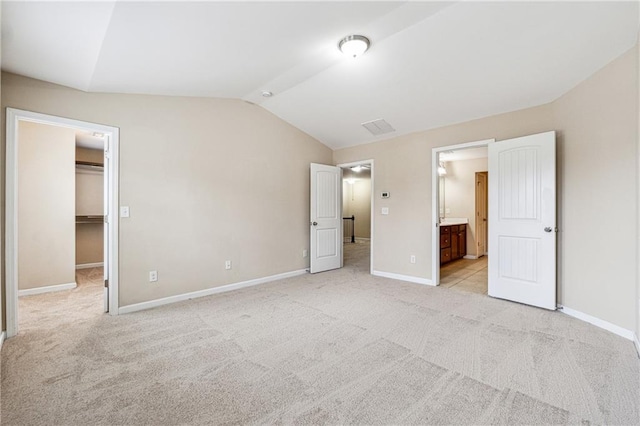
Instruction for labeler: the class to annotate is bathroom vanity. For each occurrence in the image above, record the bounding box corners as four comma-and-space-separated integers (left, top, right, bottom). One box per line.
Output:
440, 219, 467, 265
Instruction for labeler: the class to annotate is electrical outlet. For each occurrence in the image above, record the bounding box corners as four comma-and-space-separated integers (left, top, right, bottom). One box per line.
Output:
410, 255, 416, 264
225, 260, 232, 270
149, 270, 158, 282
303, 249, 308, 258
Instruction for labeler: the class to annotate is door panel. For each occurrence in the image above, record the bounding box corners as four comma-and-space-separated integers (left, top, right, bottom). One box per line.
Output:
488, 131, 556, 310
310, 163, 342, 273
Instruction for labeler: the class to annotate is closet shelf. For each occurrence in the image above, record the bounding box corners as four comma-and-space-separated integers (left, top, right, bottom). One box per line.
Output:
76, 160, 104, 171
76, 215, 103, 224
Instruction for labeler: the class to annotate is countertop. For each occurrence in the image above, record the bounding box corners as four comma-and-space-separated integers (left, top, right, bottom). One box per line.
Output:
439, 218, 469, 226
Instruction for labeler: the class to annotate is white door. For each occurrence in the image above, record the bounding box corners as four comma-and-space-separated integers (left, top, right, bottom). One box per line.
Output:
103, 138, 109, 313
488, 131, 556, 310
310, 163, 343, 273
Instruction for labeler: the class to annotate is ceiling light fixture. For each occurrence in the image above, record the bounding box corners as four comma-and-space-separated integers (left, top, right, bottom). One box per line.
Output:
352, 165, 362, 172
261, 91, 273, 97
339, 34, 370, 58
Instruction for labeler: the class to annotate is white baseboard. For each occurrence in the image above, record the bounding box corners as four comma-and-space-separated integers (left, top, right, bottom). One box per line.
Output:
372, 270, 433, 286
18, 282, 77, 297
76, 262, 104, 269
355, 237, 371, 242
463, 255, 478, 260
0, 331, 5, 350
119, 269, 307, 315
559, 305, 636, 342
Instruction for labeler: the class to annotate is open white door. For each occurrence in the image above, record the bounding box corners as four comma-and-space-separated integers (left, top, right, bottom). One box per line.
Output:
488, 131, 556, 310
103, 137, 110, 313
310, 163, 342, 273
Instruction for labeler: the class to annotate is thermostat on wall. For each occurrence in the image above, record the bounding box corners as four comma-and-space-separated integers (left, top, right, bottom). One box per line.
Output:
381, 191, 390, 198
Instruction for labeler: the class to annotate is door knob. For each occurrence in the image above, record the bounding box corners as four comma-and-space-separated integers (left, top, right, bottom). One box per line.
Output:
311, 221, 318, 226
544, 227, 552, 232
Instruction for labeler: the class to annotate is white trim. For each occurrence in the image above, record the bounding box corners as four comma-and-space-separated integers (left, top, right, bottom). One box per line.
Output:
5, 108, 120, 338
634, 333, 640, 357
18, 282, 77, 297
463, 255, 478, 260
431, 139, 494, 286
76, 262, 104, 269
0, 332, 6, 350
559, 305, 636, 341
337, 159, 375, 275
354, 237, 370, 242
372, 270, 433, 286
119, 269, 307, 315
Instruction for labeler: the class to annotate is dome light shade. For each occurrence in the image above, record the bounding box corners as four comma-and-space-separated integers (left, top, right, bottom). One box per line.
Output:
339, 35, 370, 58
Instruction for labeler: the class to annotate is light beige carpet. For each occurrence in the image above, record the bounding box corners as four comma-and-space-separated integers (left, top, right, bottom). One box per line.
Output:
2, 242, 639, 425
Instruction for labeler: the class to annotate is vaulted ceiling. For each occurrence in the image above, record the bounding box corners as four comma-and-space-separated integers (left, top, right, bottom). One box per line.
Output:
2, 1, 638, 149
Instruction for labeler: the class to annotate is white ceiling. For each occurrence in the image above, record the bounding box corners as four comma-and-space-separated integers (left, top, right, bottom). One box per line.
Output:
3, 1, 638, 150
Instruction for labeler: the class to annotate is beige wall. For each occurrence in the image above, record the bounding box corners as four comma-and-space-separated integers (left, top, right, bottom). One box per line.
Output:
76, 147, 103, 164
335, 45, 638, 333
334, 104, 554, 279
1, 4, 3, 329
76, 225, 103, 265
18, 121, 76, 290
443, 157, 488, 255
342, 169, 371, 239
76, 170, 103, 216
2, 72, 332, 307
553, 46, 638, 332
637, 35, 640, 343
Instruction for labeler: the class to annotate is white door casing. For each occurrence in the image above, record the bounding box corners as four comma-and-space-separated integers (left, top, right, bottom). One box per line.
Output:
103, 136, 110, 313
488, 131, 556, 310
310, 163, 342, 273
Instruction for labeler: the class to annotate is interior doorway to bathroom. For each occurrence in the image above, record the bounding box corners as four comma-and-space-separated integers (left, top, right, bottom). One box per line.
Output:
433, 143, 490, 295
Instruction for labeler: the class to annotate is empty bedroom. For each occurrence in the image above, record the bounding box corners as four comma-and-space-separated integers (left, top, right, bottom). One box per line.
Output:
1, 1, 639, 425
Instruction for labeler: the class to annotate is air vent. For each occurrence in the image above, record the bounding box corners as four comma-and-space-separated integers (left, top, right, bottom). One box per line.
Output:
361, 118, 395, 136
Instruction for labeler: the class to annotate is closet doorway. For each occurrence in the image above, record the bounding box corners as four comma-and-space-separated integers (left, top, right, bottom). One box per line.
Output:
5, 108, 120, 338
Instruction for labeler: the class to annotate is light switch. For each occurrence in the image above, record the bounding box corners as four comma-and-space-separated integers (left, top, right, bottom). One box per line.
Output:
381, 207, 389, 215
120, 206, 130, 218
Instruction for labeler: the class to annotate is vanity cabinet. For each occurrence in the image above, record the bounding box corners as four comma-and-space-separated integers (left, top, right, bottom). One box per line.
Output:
440, 224, 466, 265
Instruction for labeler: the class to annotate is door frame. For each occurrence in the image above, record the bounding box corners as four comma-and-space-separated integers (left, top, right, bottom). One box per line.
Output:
431, 140, 494, 286
336, 159, 374, 275
5, 108, 120, 338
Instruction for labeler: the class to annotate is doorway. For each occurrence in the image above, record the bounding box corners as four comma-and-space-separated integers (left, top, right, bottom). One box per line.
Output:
5, 108, 120, 338
340, 162, 372, 273
338, 160, 374, 274
436, 148, 489, 294
431, 139, 493, 289
475, 171, 488, 257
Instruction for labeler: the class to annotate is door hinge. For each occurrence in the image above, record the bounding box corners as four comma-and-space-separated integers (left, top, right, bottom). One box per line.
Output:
104, 215, 109, 224
104, 279, 109, 288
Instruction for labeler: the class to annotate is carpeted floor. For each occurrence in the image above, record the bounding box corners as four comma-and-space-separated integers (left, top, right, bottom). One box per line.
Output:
2, 241, 639, 425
